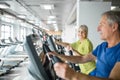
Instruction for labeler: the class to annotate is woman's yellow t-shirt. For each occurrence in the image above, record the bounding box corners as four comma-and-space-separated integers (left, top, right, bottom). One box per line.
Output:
71, 39, 96, 74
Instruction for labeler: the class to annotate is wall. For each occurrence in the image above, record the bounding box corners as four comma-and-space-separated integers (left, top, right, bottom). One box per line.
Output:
77, 1, 111, 48
62, 24, 76, 43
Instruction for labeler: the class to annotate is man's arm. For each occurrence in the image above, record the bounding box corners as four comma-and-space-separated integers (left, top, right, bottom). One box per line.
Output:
109, 62, 120, 79
72, 48, 83, 56
54, 62, 120, 80
72, 62, 120, 80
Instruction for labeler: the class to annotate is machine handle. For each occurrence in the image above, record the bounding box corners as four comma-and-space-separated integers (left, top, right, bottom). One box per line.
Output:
43, 44, 63, 64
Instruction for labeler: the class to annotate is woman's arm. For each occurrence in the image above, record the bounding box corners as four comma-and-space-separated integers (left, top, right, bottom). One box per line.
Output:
49, 52, 96, 64
55, 40, 70, 47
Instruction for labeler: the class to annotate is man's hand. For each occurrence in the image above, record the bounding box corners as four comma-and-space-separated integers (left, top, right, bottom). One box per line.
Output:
54, 62, 77, 80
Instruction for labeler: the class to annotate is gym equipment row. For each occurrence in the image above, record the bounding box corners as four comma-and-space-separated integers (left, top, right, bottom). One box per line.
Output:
0, 37, 28, 76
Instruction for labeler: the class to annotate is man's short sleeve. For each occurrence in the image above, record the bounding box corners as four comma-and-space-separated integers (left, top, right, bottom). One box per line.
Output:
117, 54, 120, 62
92, 47, 98, 57
92, 42, 107, 57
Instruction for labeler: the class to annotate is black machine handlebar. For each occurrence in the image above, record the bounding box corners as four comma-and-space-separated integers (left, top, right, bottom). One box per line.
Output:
43, 44, 63, 64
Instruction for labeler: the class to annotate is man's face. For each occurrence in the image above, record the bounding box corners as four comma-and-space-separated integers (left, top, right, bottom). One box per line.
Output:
97, 16, 113, 40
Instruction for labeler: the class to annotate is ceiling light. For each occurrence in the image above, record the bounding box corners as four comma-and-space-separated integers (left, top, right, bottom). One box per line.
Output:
53, 23, 57, 26
47, 21, 52, 24
0, 2, 10, 9
47, 21, 56, 24
48, 16, 56, 19
17, 14, 26, 19
40, 4, 54, 10
28, 20, 35, 23
4, 14, 14, 18
111, 6, 116, 10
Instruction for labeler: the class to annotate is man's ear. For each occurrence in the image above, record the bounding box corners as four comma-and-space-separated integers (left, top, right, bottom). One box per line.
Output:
112, 22, 118, 32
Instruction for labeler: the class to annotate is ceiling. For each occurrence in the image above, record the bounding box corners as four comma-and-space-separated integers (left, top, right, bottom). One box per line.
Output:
0, 0, 120, 31
0, 0, 76, 31
18, 0, 76, 31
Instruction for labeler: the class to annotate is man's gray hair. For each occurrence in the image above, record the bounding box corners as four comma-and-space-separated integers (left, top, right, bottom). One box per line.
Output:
102, 11, 120, 31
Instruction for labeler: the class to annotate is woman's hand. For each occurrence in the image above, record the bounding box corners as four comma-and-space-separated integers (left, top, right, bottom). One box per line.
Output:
48, 51, 59, 56
66, 45, 73, 51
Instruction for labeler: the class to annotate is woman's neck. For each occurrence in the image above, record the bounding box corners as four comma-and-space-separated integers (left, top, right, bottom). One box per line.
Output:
79, 38, 86, 42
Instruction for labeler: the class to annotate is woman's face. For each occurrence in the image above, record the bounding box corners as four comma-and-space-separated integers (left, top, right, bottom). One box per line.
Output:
78, 28, 87, 40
